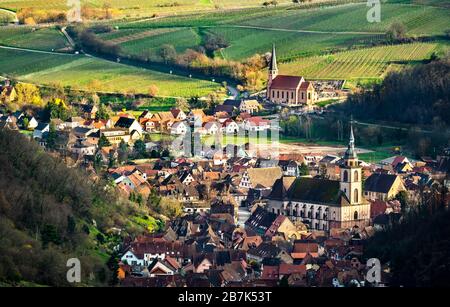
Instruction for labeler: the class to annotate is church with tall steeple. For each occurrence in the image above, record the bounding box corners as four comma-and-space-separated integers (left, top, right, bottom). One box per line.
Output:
266, 44, 318, 106
265, 122, 371, 233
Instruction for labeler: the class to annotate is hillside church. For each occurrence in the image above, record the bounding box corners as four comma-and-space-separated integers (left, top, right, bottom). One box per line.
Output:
266, 124, 371, 231
266, 45, 318, 106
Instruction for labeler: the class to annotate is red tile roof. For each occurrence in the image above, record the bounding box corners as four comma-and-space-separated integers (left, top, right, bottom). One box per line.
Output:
270, 75, 304, 90
279, 263, 307, 276
299, 81, 311, 90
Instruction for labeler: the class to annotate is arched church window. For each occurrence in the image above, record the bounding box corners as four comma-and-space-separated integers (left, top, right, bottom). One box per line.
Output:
354, 170, 359, 181
354, 189, 359, 203
343, 170, 348, 182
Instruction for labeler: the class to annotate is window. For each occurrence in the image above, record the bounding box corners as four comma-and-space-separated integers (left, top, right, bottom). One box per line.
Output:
354, 170, 359, 181
277, 91, 280, 98
343, 170, 348, 182
281, 91, 284, 99
354, 189, 359, 203
308, 93, 311, 100
354, 211, 358, 220
301, 92, 304, 100
291, 92, 294, 99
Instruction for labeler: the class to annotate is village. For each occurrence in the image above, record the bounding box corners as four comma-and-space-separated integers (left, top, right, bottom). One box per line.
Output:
1, 46, 449, 288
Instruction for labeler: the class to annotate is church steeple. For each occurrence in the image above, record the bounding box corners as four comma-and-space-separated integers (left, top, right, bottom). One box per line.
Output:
340, 118, 362, 205
269, 44, 278, 72
344, 120, 357, 161
268, 44, 278, 86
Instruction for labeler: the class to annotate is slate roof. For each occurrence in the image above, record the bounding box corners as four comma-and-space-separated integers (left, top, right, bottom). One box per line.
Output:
115, 117, 136, 129
35, 122, 49, 131
364, 173, 398, 194
267, 177, 296, 201
223, 99, 241, 108
245, 206, 277, 235
247, 242, 280, 259
268, 177, 345, 206
215, 104, 235, 114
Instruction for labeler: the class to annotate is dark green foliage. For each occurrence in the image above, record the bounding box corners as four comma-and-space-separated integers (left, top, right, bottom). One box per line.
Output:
338, 59, 450, 127
365, 204, 450, 287
299, 163, 309, 176
68, 26, 121, 57
96, 103, 110, 120
133, 139, 147, 159
41, 224, 62, 247
0, 129, 145, 286
45, 123, 58, 150
98, 134, 111, 148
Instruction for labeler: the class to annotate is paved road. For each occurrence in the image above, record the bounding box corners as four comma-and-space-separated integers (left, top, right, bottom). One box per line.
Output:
204, 24, 384, 36
353, 120, 438, 134
61, 26, 76, 47
0, 44, 77, 56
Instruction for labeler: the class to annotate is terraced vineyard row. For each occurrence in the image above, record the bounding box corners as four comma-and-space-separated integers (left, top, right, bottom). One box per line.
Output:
279, 43, 439, 80
209, 26, 383, 60
0, 48, 220, 97
105, 28, 179, 45
236, 3, 450, 35
119, 28, 201, 59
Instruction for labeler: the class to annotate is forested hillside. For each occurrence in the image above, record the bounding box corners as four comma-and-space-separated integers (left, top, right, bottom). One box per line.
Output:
0, 130, 154, 286
365, 198, 450, 287
336, 58, 450, 127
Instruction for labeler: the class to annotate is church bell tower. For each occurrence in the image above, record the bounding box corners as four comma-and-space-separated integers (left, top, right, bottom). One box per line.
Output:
340, 121, 362, 205
268, 44, 278, 87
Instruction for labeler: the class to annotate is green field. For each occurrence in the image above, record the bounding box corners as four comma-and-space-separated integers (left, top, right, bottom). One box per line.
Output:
0, 26, 70, 51
207, 27, 382, 60
0, 0, 448, 95
99, 1, 449, 72
0, 10, 14, 25
237, 3, 450, 36
0, 0, 293, 18
0, 48, 221, 97
278, 42, 441, 80
120, 28, 202, 60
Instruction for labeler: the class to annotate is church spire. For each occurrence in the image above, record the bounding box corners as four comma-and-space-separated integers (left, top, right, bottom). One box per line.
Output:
344, 117, 357, 160
269, 43, 278, 72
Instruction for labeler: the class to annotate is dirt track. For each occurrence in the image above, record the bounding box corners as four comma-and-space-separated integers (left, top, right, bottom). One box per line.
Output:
250, 141, 372, 158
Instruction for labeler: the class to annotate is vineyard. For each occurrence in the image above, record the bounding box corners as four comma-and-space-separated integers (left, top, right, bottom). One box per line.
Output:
0, 0, 293, 18
237, 2, 450, 36
278, 42, 440, 80
0, 48, 220, 97
207, 27, 383, 60
0, 26, 69, 51
119, 28, 202, 59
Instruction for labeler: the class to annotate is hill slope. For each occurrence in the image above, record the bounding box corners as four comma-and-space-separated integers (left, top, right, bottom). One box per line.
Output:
0, 129, 153, 286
